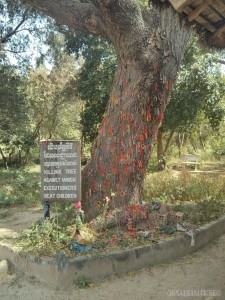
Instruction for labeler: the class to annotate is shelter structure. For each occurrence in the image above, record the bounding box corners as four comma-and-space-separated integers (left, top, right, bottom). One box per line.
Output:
161, 0, 225, 48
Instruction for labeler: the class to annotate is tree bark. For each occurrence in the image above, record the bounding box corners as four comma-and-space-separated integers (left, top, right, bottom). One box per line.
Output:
24, 1, 192, 220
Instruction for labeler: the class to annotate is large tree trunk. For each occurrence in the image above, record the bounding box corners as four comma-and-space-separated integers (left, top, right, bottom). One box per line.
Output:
82, 61, 161, 219
24, 0, 192, 221
82, 9, 192, 220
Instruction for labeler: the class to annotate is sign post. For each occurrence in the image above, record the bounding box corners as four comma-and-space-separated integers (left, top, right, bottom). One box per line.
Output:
40, 140, 81, 217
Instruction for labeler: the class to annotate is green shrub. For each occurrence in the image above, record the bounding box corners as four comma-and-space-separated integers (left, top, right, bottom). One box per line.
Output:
144, 170, 225, 225
144, 171, 225, 204
174, 197, 225, 225
17, 218, 71, 256
75, 276, 92, 289
0, 168, 40, 208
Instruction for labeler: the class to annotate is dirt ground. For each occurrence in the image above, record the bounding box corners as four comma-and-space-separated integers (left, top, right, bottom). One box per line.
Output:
0, 207, 225, 300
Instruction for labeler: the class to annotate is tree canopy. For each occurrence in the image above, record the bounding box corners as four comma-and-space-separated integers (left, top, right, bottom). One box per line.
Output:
165, 38, 225, 133
65, 33, 116, 143
0, 0, 58, 68
0, 65, 28, 137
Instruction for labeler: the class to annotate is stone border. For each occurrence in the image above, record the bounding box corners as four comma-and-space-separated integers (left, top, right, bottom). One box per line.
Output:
1, 216, 225, 288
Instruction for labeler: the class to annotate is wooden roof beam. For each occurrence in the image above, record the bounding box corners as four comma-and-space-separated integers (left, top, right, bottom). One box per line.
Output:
212, 24, 225, 37
188, 2, 209, 22
183, 6, 217, 33
204, 0, 225, 37
168, 0, 193, 12
205, 0, 225, 19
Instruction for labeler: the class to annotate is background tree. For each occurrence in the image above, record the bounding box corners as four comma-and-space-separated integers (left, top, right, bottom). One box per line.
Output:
0, 0, 85, 165
157, 38, 225, 161
0, 52, 82, 166
25, 54, 81, 142
66, 33, 116, 144
0, 64, 31, 165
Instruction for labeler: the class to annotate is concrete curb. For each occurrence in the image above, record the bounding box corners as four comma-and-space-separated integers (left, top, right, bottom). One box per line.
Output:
1, 216, 225, 288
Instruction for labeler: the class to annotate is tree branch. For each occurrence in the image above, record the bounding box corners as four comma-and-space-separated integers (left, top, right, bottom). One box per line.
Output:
24, 0, 146, 49
3, 49, 26, 54
1, 11, 28, 44
91, 0, 145, 34
214, 59, 225, 65
24, 0, 108, 38
85, 0, 147, 58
